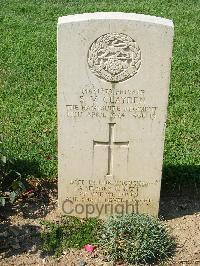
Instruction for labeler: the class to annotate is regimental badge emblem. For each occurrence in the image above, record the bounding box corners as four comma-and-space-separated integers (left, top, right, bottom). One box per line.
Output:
88, 33, 141, 82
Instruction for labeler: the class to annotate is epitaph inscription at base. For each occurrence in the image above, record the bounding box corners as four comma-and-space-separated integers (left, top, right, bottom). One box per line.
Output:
58, 13, 174, 218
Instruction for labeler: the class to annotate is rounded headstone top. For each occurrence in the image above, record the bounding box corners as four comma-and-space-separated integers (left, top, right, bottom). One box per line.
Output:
58, 12, 174, 28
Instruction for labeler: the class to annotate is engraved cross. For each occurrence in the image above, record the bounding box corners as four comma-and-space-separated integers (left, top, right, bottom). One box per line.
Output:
93, 123, 129, 177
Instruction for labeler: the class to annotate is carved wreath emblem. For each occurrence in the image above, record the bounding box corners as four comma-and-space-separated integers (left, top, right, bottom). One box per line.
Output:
88, 33, 141, 82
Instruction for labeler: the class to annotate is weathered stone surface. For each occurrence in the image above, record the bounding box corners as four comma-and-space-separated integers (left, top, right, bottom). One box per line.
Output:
57, 12, 174, 218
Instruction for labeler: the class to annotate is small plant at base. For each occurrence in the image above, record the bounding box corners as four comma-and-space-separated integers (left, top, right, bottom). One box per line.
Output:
40, 216, 101, 257
0, 134, 26, 206
99, 213, 176, 265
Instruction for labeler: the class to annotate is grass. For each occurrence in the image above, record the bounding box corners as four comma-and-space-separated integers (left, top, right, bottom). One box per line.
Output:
0, 0, 199, 183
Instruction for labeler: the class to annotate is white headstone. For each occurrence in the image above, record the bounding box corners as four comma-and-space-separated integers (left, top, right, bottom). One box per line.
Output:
57, 12, 174, 218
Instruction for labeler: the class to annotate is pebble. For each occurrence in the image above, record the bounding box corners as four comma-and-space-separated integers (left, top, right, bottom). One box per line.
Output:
101, 234, 106, 239
79, 261, 87, 266
17, 211, 23, 217
103, 262, 113, 266
29, 244, 37, 253
62, 250, 67, 255
0, 252, 6, 259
